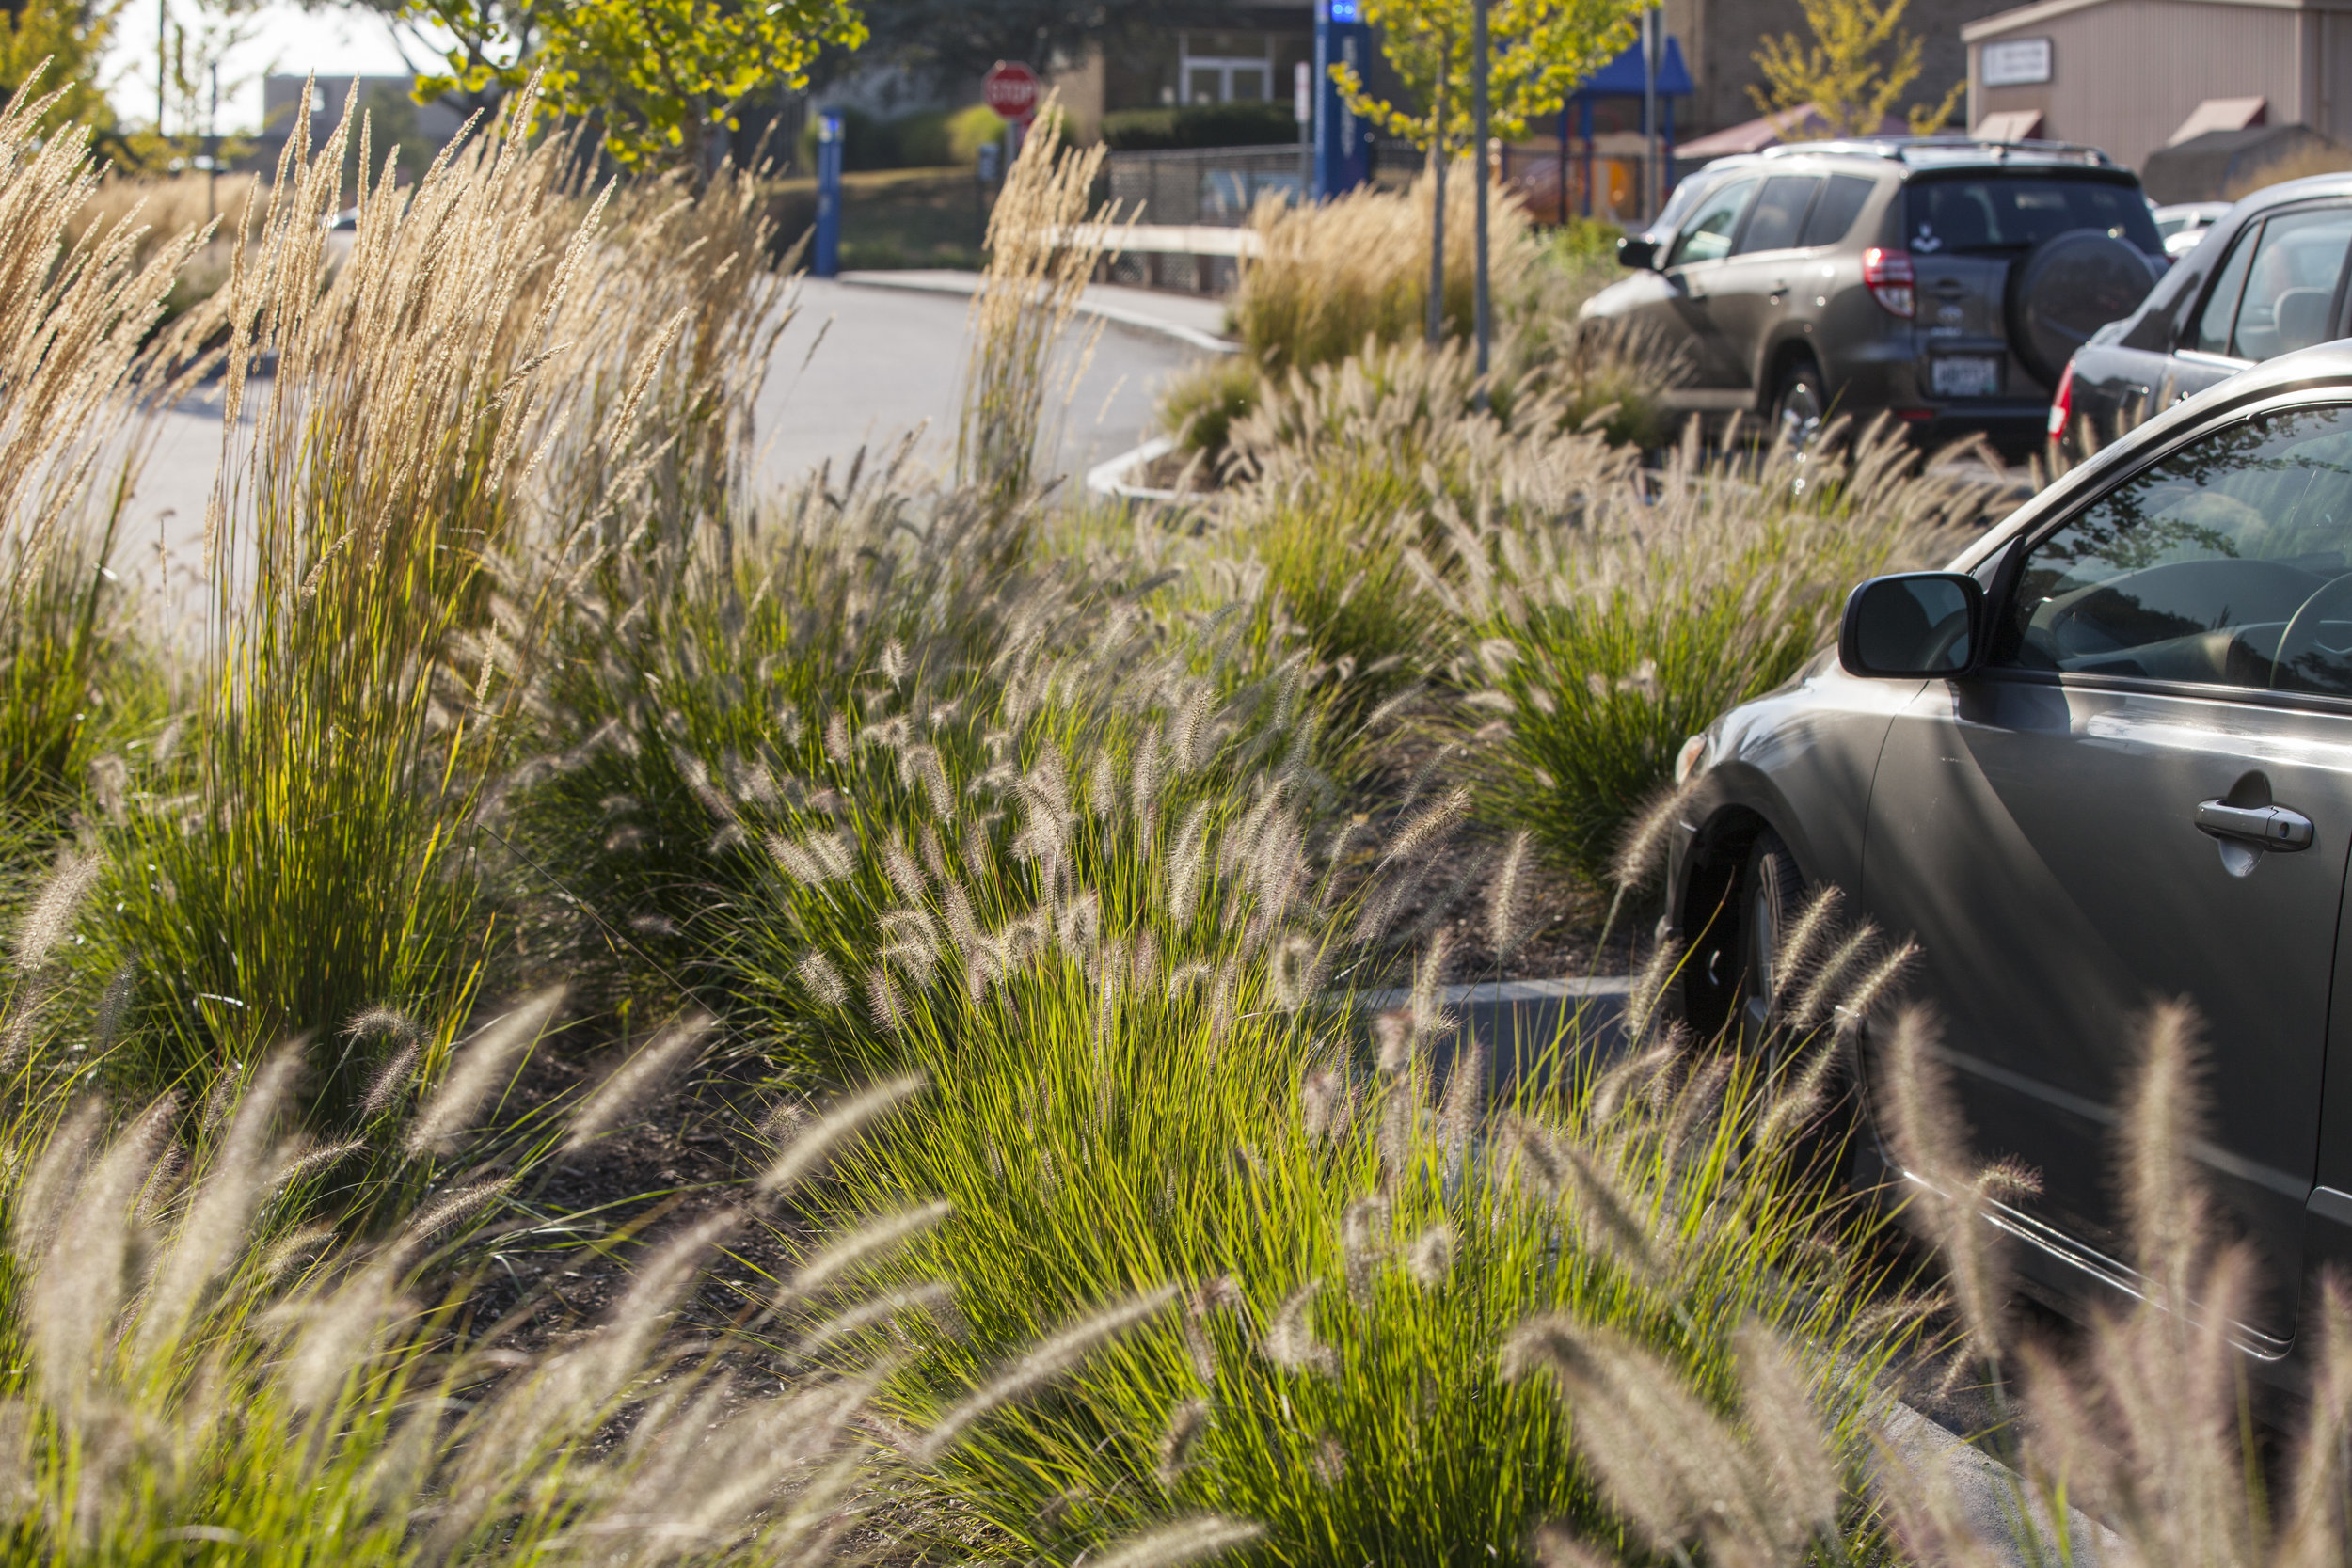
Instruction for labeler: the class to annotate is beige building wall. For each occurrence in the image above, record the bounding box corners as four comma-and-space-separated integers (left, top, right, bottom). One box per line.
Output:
1966, 0, 2352, 173
1667, 0, 2014, 135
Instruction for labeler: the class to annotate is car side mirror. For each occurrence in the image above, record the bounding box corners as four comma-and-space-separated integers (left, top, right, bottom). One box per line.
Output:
1839, 572, 1984, 677
1617, 234, 1660, 270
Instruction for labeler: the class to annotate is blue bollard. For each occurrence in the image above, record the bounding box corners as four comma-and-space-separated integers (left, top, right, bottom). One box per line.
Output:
1312, 0, 1371, 200
813, 110, 843, 278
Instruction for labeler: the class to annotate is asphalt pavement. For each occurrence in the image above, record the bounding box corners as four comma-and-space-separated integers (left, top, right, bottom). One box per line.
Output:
111, 272, 1216, 637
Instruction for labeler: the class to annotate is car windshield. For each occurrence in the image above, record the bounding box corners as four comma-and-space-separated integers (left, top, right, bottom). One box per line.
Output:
1905, 175, 2165, 258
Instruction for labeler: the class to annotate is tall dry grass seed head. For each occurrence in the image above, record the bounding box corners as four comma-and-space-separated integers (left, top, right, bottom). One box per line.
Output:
958, 94, 1117, 510
1233, 162, 1534, 376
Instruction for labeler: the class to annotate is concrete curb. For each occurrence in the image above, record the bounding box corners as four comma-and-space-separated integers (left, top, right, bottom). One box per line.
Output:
1356, 975, 1636, 1093
834, 269, 1243, 356
1084, 434, 1185, 502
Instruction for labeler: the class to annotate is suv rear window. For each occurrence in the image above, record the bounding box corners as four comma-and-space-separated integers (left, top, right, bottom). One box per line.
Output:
1798, 174, 1875, 247
1902, 176, 2163, 258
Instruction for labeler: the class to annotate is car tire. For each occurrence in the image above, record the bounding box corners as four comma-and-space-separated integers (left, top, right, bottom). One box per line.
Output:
1738, 829, 1864, 1180
1771, 359, 1827, 450
1738, 830, 1805, 1046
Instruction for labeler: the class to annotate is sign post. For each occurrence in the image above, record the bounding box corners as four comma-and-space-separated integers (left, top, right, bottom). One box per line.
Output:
1312, 0, 1371, 199
813, 110, 844, 277
1294, 59, 1311, 203
984, 59, 1041, 160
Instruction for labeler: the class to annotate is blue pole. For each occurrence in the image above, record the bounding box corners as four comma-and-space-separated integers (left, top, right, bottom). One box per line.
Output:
1580, 98, 1594, 218
1558, 106, 1569, 225
1312, 0, 1371, 199
814, 110, 843, 277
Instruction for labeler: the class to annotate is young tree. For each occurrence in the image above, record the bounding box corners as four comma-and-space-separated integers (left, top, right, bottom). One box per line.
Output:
0, 2, 119, 140
1333, 0, 1640, 345
400, 0, 867, 174
1749, 0, 1964, 138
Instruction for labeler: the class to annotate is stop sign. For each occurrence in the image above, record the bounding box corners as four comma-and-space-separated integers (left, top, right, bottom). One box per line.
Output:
982, 61, 1041, 122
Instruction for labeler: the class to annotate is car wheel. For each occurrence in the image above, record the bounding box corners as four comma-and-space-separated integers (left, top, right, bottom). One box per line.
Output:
1771, 360, 1826, 451
1739, 830, 1804, 1047
1739, 829, 1865, 1180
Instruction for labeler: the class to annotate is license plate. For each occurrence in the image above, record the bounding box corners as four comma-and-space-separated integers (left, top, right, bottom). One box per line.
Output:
1931, 355, 2001, 398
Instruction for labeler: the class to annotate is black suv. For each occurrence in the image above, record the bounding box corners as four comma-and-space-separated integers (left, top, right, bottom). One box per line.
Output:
2057, 174, 2352, 450
1581, 137, 2169, 452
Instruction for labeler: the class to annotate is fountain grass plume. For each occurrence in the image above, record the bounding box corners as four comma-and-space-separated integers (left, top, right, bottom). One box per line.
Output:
756, 1072, 928, 1198
918, 1283, 1181, 1461
562, 1009, 714, 1155
405, 987, 564, 1156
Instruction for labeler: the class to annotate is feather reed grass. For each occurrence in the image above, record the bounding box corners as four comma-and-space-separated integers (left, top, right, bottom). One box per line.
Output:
957, 97, 1115, 512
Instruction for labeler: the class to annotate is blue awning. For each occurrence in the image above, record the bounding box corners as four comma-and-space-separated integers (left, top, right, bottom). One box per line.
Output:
1572, 37, 1692, 98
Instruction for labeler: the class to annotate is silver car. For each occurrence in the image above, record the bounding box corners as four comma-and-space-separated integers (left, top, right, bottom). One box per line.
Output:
1667, 341, 2352, 1385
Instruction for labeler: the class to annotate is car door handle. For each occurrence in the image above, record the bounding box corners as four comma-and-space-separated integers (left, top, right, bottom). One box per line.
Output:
2196, 799, 2315, 850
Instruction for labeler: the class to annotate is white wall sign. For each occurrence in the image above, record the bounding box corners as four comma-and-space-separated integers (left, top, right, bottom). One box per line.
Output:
1981, 38, 2053, 87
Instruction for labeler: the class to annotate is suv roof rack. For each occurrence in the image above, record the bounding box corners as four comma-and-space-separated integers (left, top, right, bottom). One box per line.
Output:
1759, 135, 2116, 168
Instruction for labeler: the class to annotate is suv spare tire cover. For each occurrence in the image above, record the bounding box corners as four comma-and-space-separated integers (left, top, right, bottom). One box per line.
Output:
2009, 227, 2162, 388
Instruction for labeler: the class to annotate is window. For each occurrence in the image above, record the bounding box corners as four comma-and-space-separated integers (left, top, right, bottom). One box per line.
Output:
1647, 171, 1721, 238
1902, 175, 2164, 257
1797, 174, 1875, 247
1666, 178, 1756, 267
2192, 225, 2259, 356
2212, 206, 2352, 360
1179, 32, 1274, 104
1999, 405, 2352, 695
1732, 176, 1820, 255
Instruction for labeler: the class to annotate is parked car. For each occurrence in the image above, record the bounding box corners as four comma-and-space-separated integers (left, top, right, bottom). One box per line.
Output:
2057, 174, 2352, 452
1667, 341, 2352, 1390
2153, 198, 2233, 259
1583, 137, 2168, 453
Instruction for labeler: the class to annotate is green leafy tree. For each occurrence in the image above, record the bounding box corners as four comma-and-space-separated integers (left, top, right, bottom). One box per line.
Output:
0, 2, 120, 140
402, 0, 867, 173
1750, 0, 1964, 137
1336, 0, 1639, 150
1333, 0, 1640, 343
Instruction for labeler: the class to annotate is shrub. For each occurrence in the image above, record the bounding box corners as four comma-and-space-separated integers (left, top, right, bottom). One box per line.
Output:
1101, 102, 1301, 151
794, 102, 1010, 172
1158, 353, 1260, 460
1422, 421, 1988, 885
897, 102, 1009, 166
740, 712, 1924, 1563
1232, 161, 1534, 376
0, 990, 1212, 1565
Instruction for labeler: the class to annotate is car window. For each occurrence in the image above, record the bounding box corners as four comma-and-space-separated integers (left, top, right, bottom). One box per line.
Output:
1797, 174, 1874, 247
1648, 172, 1719, 239
1667, 178, 1756, 267
1997, 404, 2352, 695
1732, 176, 1820, 255
2192, 223, 2260, 356
2222, 206, 2352, 359
1903, 175, 2165, 257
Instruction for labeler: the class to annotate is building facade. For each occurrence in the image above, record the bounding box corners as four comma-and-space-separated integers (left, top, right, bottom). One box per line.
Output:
1661, 0, 2014, 135
1966, 0, 2352, 173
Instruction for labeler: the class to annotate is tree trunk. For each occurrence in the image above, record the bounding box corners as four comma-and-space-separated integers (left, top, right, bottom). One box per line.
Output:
1471, 0, 1490, 377
1427, 40, 1447, 347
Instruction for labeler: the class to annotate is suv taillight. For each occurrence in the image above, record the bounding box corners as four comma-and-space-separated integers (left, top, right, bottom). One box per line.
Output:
1862, 247, 1915, 318
2047, 360, 2075, 442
